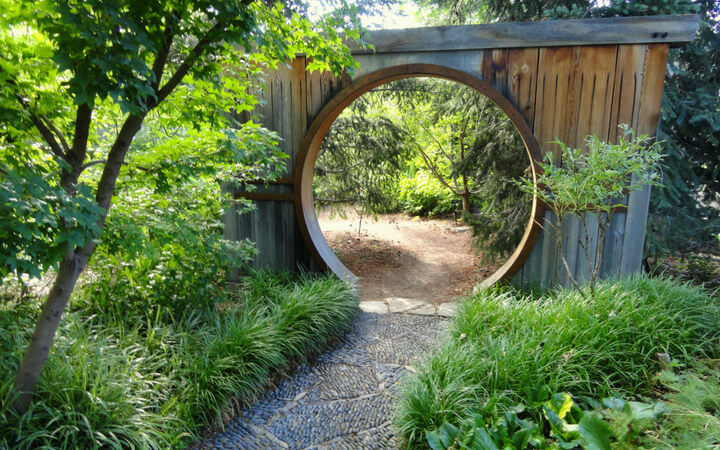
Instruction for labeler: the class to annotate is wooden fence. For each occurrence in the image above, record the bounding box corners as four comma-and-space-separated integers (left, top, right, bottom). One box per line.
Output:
223, 15, 698, 288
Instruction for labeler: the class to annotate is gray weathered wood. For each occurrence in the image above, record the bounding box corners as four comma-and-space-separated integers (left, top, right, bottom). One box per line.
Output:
227, 17, 687, 285
540, 211, 558, 289
620, 182, 651, 274
574, 213, 600, 284
353, 51, 485, 80
348, 15, 698, 54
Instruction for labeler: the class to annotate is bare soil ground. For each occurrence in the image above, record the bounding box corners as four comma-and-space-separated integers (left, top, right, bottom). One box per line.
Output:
318, 210, 501, 305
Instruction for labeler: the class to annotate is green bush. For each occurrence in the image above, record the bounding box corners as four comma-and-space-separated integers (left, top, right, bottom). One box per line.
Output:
398, 171, 457, 217
0, 271, 359, 448
396, 275, 720, 447
426, 392, 669, 450
74, 181, 255, 322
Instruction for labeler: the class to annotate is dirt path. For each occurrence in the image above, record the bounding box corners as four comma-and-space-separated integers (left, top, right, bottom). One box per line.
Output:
319, 211, 500, 305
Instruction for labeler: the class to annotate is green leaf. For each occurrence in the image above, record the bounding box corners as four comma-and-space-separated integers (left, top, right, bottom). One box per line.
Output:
427, 430, 445, 450
439, 422, 460, 447
578, 413, 613, 450
547, 393, 575, 420
470, 427, 498, 450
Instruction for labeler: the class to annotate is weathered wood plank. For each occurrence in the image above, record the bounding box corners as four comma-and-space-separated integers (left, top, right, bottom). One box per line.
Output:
569, 45, 617, 146
600, 210, 627, 277
561, 215, 581, 285
574, 213, 599, 284
507, 48, 539, 128
291, 57, 307, 165
540, 211, 558, 289
483, 49, 509, 96
636, 44, 670, 135
534, 46, 577, 159
608, 45, 646, 142
353, 51, 486, 82
620, 44, 668, 274
306, 65, 323, 125
523, 222, 545, 289
347, 15, 698, 54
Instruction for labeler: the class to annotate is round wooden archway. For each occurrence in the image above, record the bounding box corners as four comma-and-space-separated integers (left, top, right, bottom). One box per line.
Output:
226, 15, 698, 289
293, 64, 544, 284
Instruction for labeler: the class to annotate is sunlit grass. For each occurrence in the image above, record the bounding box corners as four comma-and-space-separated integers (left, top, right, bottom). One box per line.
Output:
0, 270, 358, 448
396, 275, 720, 447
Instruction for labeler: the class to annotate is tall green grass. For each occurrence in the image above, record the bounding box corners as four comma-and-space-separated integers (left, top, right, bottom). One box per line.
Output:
396, 275, 720, 447
1, 271, 358, 449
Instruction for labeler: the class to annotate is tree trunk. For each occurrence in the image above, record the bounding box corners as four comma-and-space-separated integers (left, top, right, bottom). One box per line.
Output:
12, 114, 145, 413
460, 192, 471, 212
12, 250, 91, 412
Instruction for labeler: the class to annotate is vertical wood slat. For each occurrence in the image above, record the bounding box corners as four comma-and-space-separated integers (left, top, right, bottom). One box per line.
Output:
561, 215, 581, 285
600, 211, 627, 276
483, 49, 509, 97
574, 214, 600, 284
539, 211, 558, 289
621, 44, 669, 274
507, 48, 539, 129
569, 45, 617, 146
608, 45, 646, 142
534, 47, 577, 160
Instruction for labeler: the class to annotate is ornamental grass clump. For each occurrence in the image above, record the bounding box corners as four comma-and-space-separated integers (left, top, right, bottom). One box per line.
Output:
396, 275, 720, 448
1, 271, 359, 449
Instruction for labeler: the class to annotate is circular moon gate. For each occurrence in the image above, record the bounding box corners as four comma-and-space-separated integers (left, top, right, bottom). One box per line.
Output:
293, 64, 545, 285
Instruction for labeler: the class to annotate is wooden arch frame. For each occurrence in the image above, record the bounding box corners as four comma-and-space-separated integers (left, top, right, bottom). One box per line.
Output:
294, 63, 545, 284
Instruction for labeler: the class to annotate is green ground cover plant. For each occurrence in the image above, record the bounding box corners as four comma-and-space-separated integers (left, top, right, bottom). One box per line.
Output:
396, 275, 720, 448
0, 270, 359, 448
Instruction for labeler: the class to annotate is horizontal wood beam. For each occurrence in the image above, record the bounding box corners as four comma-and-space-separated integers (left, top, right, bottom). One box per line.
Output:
243, 177, 295, 185
348, 15, 699, 54
234, 192, 294, 202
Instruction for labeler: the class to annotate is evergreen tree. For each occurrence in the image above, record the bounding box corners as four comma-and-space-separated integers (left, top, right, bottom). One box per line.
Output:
314, 92, 410, 230
418, 0, 720, 256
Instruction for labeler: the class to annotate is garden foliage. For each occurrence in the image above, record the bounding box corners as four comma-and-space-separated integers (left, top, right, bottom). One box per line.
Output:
314, 77, 531, 260
0, 270, 359, 448
396, 275, 720, 447
517, 127, 663, 295
0, 0, 367, 410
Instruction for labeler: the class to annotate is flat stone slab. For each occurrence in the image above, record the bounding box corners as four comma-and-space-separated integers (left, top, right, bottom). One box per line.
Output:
198, 311, 449, 449
358, 301, 389, 314
407, 304, 437, 316
437, 302, 459, 317
386, 297, 427, 313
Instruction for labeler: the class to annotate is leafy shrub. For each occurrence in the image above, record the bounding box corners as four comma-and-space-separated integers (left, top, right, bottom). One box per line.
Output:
398, 171, 457, 217
75, 180, 255, 322
396, 275, 720, 447
0, 271, 359, 448
426, 392, 668, 450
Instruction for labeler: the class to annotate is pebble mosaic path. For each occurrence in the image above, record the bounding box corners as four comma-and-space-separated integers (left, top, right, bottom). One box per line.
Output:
199, 298, 456, 449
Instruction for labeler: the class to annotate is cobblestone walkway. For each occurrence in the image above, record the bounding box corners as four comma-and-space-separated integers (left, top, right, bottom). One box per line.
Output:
200, 298, 455, 449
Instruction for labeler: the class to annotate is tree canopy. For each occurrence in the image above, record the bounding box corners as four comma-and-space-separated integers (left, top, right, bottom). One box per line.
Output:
0, 0, 368, 411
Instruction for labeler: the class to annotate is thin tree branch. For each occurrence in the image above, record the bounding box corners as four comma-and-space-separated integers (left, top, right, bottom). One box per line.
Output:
39, 113, 70, 154
316, 155, 375, 174
80, 159, 107, 171
60, 104, 93, 192
16, 94, 66, 159
151, 16, 176, 93
154, 21, 225, 107
413, 143, 458, 194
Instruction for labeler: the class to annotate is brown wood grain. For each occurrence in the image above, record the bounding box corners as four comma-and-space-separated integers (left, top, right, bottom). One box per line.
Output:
346, 15, 698, 54
507, 48, 540, 129
569, 45, 617, 146
534, 46, 576, 160
608, 45, 646, 142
